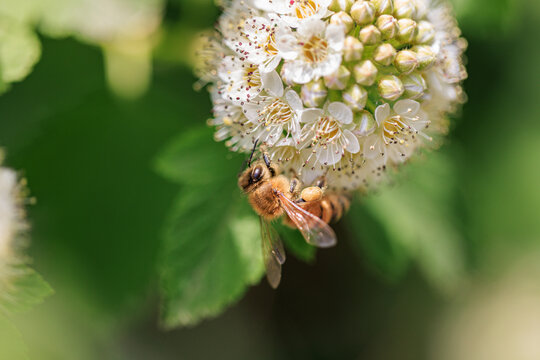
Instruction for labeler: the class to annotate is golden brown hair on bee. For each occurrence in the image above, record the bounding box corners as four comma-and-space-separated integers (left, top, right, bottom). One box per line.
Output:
238, 160, 291, 220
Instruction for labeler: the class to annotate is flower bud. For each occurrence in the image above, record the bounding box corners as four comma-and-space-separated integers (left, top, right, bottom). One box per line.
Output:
351, 1, 376, 25
343, 36, 364, 61
401, 72, 426, 99
343, 84, 368, 111
353, 60, 378, 86
301, 79, 328, 107
378, 75, 404, 100
373, 43, 396, 66
394, 50, 418, 74
371, 0, 394, 15
415, 20, 435, 44
324, 66, 351, 90
353, 110, 376, 136
413, 45, 436, 70
397, 18, 417, 44
376, 14, 398, 39
359, 25, 382, 45
394, 0, 417, 19
280, 67, 296, 86
329, 0, 354, 12
330, 11, 355, 33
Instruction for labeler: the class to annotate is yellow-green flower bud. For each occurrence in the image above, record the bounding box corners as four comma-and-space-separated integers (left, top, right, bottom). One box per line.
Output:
329, 0, 354, 12
373, 43, 397, 66
397, 18, 417, 44
351, 1, 376, 25
301, 79, 328, 107
376, 14, 398, 39
378, 75, 404, 100
415, 21, 435, 44
343, 36, 364, 61
401, 72, 426, 99
413, 45, 436, 70
371, 0, 394, 15
324, 66, 351, 90
343, 84, 368, 111
353, 110, 377, 136
359, 25, 382, 45
394, 0, 417, 19
394, 50, 418, 74
331, 11, 355, 33
353, 60, 378, 86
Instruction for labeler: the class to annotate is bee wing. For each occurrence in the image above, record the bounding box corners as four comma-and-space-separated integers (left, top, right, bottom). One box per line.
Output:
260, 217, 286, 289
276, 190, 337, 248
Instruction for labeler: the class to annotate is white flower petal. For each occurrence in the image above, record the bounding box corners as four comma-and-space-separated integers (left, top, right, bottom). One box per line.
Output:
277, 34, 299, 60
363, 135, 382, 159
328, 102, 353, 124
375, 103, 391, 126
242, 102, 261, 122
298, 19, 325, 37
285, 90, 303, 111
326, 24, 345, 51
394, 100, 420, 117
343, 130, 360, 154
301, 109, 324, 123
261, 70, 284, 97
317, 143, 342, 166
260, 56, 282, 73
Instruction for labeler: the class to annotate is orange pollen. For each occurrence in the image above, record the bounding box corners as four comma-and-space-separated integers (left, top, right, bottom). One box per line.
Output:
264, 32, 279, 56
382, 116, 410, 144
243, 65, 261, 88
295, 0, 319, 19
314, 116, 341, 143
302, 35, 328, 63
259, 99, 293, 126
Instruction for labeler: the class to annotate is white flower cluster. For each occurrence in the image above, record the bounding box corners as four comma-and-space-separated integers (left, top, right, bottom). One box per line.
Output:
198, 0, 467, 192
0, 152, 27, 305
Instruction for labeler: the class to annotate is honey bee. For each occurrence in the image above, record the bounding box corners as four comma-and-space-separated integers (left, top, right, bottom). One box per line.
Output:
238, 151, 342, 288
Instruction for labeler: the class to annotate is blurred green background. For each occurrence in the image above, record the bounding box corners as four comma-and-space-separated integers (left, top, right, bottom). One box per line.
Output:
1, 0, 540, 359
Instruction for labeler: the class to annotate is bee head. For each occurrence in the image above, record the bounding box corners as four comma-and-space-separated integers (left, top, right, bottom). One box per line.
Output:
238, 159, 278, 193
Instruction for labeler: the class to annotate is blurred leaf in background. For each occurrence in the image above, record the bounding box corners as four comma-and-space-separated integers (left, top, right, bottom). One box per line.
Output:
0, 0, 164, 98
156, 126, 264, 327
349, 150, 466, 293
0, 15, 40, 94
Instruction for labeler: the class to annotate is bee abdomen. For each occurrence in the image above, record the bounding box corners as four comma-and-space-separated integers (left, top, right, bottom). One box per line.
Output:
324, 194, 351, 223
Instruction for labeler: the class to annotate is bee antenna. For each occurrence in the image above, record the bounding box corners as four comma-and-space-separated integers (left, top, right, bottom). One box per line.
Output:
247, 139, 259, 167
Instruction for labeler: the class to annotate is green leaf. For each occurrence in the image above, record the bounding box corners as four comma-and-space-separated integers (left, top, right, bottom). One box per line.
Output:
0, 16, 41, 92
355, 151, 466, 293
157, 126, 264, 328
156, 126, 236, 186
0, 265, 54, 314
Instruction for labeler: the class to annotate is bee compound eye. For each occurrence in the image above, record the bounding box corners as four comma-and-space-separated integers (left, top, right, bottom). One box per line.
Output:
251, 166, 264, 182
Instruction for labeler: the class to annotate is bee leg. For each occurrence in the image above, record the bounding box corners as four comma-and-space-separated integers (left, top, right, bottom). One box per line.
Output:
262, 151, 277, 177
289, 177, 302, 197
314, 175, 327, 189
